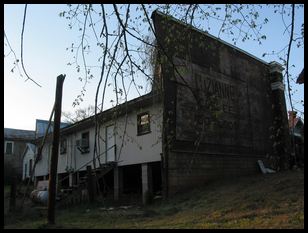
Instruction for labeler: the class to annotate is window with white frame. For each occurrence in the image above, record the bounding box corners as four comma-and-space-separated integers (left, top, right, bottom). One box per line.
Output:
137, 112, 151, 135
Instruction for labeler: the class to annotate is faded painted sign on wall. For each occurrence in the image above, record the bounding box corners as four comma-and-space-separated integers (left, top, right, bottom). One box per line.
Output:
174, 57, 252, 147
152, 10, 273, 155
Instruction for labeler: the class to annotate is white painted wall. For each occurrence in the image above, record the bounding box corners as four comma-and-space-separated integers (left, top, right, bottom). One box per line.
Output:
22, 144, 35, 180
114, 103, 163, 166
34, 102, 163, 177
35, 144, 51, 177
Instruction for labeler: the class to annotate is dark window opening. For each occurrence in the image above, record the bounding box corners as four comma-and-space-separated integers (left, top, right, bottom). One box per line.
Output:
137, 112, 151, 136
82, 132, 90, 148
60, 138, 67, 154
5, 142, 13, 154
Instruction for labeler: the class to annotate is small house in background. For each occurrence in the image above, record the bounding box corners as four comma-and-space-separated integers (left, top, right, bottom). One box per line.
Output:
4, 128, 36, 181
288, 111, 304, 138
296, 69, 304, 84
35, 119, 70, 138
288, 111, 304, 165
4, 119, 70, 183
22, 143, 36, 182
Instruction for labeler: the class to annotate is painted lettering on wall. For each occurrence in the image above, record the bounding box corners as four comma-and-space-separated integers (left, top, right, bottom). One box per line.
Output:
174, 57, 251, 146
195, 73, 237, 101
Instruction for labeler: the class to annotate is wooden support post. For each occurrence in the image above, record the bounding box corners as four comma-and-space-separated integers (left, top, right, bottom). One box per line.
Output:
47, 74, 65, 225
113, 166, 123, 201
87, 165, 95, 203
9, 176, 17, 212
142, 163, 153, 205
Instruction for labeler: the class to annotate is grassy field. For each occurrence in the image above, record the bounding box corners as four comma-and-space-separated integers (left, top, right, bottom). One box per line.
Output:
3, 168, 304, 229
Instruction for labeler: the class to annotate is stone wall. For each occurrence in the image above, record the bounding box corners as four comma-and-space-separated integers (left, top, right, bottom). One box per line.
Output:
167, 151, 264, 195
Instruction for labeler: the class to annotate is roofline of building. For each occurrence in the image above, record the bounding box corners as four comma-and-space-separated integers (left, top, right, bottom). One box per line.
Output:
35, 91, 162, 142
4, 128, 35, 133
152, 10, 282, 68
4, 128, 36, 141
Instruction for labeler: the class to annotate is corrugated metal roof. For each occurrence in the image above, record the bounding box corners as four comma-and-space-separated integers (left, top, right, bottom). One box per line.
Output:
4, 128, 36, 140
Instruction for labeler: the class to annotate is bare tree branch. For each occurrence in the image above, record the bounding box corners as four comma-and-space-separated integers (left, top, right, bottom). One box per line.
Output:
285, 4, 296, 161
21, 4, 42, 87
4, 31, 23, 76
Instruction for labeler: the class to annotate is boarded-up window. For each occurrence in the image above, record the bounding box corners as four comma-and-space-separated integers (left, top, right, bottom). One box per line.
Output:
137, 112, 151, 135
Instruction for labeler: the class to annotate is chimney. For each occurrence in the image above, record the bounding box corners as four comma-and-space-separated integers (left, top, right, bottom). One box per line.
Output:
288, 111, 297, 128
288, 111, 297, 119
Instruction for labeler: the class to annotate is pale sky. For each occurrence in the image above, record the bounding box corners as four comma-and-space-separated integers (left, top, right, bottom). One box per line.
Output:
4, 4, 304, 130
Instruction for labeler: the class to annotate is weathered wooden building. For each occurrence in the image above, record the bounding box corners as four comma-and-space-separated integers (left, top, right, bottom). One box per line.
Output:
152, 10, 290, 196
31, 10, 290, 203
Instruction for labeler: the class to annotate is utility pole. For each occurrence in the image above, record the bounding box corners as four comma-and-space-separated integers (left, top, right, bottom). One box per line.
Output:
47, 74, 65, 225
